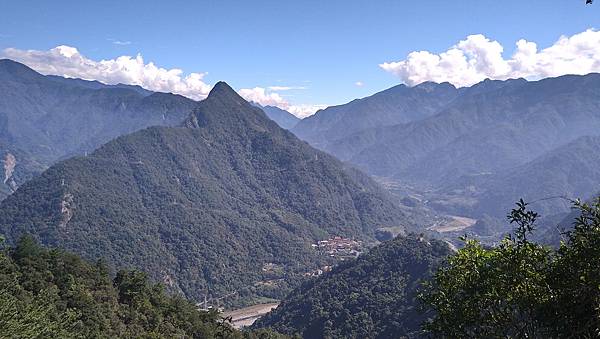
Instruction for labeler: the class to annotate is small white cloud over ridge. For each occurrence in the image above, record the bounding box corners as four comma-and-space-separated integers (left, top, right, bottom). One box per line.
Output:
2, 45, 212, 99
287, 104, 328, 118
239, 87, 289, 107
380, 29, 600, 87
238, 86, 326, 118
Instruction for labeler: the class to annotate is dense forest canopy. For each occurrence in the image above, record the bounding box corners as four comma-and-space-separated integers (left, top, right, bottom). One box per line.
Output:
421, 198, 600, 337
0, 235, 289, 338
254, 234, 452, 338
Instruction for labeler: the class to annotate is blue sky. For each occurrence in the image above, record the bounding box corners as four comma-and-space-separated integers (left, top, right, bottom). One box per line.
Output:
0, 0, 598, 116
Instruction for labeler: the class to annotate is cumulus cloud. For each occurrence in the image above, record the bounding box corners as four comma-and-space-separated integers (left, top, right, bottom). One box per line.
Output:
380, 29, 600, 87
238, 86, 326, 118
2, 45, 326, 117
238, 87, 289, 107
2, 45, 211, 99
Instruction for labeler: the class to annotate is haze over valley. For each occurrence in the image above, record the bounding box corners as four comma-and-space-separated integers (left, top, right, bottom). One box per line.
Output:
0, 1, 599, 338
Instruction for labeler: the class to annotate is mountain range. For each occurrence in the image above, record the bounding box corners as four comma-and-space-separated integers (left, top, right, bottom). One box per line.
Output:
292, 81, 458, 149
292, 74, 600, 236
254, 103, 300, 130
0, 81, 411, 305
2, 55, 600, 326
0, 59, 197, 199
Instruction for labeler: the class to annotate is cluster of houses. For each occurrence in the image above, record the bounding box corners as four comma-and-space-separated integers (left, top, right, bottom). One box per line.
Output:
303, 265, 332, 277
312, 236, 363, 260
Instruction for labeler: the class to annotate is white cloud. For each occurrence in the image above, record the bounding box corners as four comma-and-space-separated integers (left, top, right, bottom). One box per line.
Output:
2, 45, 211, 100
380, 29, 600, 87
108, 38, 132, 46
355, 81, 364, 87
2, 45, 326, 117
238, 86, 326, 118
267, 86, 306, 91
238, 87, 289, 107
288, 104, 328, 118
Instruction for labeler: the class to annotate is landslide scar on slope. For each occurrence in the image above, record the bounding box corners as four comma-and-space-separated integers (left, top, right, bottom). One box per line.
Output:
59, 193, 74, 228
3, 152, 17, 191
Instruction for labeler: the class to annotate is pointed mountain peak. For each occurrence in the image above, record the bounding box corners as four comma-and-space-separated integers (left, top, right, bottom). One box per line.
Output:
184, 81, 278, 132
208, 81, 242, 100
203, 81, 252, 109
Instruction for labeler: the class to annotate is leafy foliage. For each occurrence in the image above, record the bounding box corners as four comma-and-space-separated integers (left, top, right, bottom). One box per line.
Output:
254, 234, 452, 338
0, 236, 289, 338
421, 197, 600, 338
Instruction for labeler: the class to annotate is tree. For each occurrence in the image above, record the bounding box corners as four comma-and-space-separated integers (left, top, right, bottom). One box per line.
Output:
0, 236, 290, 338
544, 197, 600, 337
420, 197, 600, 338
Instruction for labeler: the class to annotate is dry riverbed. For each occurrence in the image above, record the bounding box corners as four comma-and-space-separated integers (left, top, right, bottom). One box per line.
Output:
427, 215, 477, 233
223, 302, 279, 328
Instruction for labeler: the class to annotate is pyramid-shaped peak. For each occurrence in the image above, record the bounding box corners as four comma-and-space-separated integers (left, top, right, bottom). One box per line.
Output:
208, 81, 242, 99
184, 80, 278, 132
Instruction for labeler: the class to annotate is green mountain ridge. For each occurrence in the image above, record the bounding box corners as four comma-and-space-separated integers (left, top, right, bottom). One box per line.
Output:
254, 234, 452, 338
0, 59, 197, 199
0, 81, 411, 305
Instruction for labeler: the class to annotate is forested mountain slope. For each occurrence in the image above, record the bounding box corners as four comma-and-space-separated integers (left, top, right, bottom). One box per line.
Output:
254, 234, 452, 338
0, 82, 410, 305
0, 236, 286, 338
0, 59, 196, 198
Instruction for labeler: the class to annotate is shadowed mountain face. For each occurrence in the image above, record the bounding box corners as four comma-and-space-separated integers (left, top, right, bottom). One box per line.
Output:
0, 59, 197, 198
527, 191, 600, 247
0, 82, 411, 304
469, 136, 600, 219
254, 234, 452, 338
254, 103, 300, 130
292, 74, 600, 223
